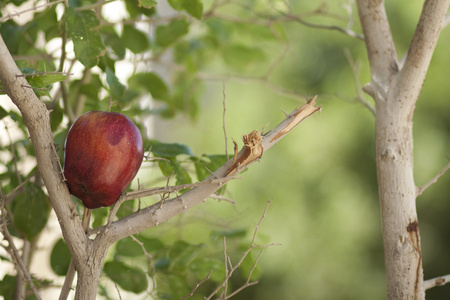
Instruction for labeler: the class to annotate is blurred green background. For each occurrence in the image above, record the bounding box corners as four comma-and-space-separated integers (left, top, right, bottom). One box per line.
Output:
144, 1, 450, 299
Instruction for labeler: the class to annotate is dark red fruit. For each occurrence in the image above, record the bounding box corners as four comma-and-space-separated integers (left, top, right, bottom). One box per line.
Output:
64, 111, 144, 208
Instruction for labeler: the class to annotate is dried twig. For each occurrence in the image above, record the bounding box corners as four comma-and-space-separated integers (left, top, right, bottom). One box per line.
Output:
206, 200, 280, 299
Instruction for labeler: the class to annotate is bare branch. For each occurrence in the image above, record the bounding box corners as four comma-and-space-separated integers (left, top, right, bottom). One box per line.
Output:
206, 200, 280, 300
424, 274, 450, 290
100, 99, 320, 245
356, 0, 398, 101
416, 162, 450, 197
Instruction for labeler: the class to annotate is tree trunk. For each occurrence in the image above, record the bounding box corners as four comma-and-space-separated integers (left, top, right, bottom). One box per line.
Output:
357, 0, 450, 299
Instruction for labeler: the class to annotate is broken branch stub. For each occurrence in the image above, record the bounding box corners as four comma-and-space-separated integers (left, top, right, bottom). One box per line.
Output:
227, 96, 321, 176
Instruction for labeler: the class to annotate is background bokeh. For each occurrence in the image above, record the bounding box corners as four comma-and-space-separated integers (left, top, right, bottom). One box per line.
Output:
1, 0, 449, 299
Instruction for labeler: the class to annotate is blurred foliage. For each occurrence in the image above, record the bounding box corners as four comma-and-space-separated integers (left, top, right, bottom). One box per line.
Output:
0, 0, 450, 299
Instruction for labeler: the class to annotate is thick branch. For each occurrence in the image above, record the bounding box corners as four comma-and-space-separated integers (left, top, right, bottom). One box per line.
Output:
357, 0, 398, 100
98, 98, 321, 246
397, 0, 450, 113
0, 36, 88, 263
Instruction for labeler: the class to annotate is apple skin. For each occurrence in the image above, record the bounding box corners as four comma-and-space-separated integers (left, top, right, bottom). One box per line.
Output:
64, 111, 144, 209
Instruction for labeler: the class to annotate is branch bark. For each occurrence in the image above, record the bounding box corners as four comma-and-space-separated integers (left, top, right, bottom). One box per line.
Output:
356, 0, 450, 299
0, 34, 91, 297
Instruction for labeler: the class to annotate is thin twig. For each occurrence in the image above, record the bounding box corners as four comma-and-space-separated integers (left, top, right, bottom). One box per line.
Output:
206, 200, 280, 299
424, 274, 450, 290
181, 270, 212, 300
130, 235, 157, 291
223, 81, 229, 161
416, 161, 450, 197
0, 0, 65, 22
344, 49, 376, 115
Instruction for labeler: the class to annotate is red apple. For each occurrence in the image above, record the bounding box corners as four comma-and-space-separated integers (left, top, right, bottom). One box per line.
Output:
64, 111, 144, 209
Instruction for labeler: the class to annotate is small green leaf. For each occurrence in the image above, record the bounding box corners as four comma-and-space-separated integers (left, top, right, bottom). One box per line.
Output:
191, 155, 231, 181
157, 158, 192, 185
0, 275, 16, 299
168, 0, 203, 20
101, 26, 126, 59
106, 67, 126, 99
122, 25, 150, 54
50, 238, 71, 276
13, 182, 50, 241
149, 141, 193, 157
155, 19, 189, 48
128, 72, 169, 100
50, 103, 64, 132
104, 261, 148, 293
116, 236, 144, 257
66, 7, 105, 68
125, 0, 156, 18
138, 0, 157, 9
0, 107, 8, 120
182, 0, 203, 20
169, 240, 203, 269
189, 258, 225, 282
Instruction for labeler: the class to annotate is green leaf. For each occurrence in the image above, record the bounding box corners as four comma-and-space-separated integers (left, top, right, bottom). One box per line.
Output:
106, 67, 126, 99
104, 261, 148, 293
50, 103, 64, 132
191, 155, 231, 181
125, 0, 156, 18
13, 182, 50, 241
128, 72, 169, 101
149, 141, 193, 157
65, 7, 105, 68
115, 236, 144, 257
169, 240, 204, 269
155, 19, 189, 48
168, 0, 203, 20
183, 0, 203, 20
138, 0, 157, 8
222, 44, 266, 70
0, 275, 16, 299
189, 257, 225, 282
122, 25, 150, 54
0, 107, 8, 120
142, 237, 165, 253
157, 158, 192, 185
50, 238, 71, 276
101, 26, 126, 59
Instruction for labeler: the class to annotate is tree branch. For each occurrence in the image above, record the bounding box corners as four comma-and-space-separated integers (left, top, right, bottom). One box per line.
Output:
99, 98, 321, 246
356, 0, 398, 101
424, 274, 450, 290
0, 35, 88, 267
